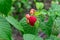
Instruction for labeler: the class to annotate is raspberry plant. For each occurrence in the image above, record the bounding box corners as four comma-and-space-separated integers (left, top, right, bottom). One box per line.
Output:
0, 0, 60, 40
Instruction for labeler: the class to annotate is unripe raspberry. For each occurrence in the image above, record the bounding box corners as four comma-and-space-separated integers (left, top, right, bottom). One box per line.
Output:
29, 16, 37, 26
25, 14, 30, 19
30, 9, 35, 15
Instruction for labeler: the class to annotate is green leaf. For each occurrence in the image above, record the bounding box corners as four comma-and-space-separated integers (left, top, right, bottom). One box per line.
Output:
23, 34, 43, 40
39, 15, 54, 36
19, 17, 38, 35
34, 11, 41, 16
6, 16, 24, 32
35, 19, 40, 28
0, 0, 12, 16
49, 35, 60, 40
52, 17, 60, 35
49, 3, 60, 16
46, 35, 60, 40
36, 2, 44, 10
0, 16, 12, 40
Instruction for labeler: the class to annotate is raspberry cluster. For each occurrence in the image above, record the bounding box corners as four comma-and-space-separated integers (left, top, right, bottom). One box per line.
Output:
25, 9, 37, 26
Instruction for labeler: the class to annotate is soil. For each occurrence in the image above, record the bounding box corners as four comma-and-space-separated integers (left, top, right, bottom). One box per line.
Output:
12, 27, 23, 40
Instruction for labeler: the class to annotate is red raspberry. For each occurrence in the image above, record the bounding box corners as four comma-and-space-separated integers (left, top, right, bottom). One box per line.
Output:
29, 16, 37, 26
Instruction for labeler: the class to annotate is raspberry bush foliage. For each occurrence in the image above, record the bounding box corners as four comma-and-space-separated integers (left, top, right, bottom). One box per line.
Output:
0, 0, 60, 40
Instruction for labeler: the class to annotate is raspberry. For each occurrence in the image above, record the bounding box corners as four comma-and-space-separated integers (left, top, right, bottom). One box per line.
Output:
29, 16, 37, 26
30, 9, 35, 15
25, 14, 30, 19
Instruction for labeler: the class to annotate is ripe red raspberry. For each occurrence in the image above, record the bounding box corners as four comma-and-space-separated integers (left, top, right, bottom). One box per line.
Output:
25, 14, 30, 19
29, 16, 37, 26
30, 9, 35, 15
